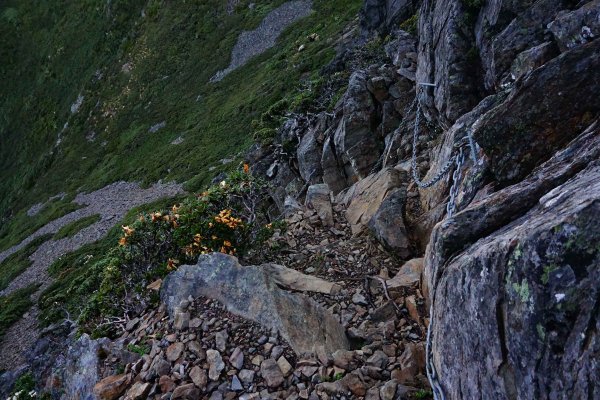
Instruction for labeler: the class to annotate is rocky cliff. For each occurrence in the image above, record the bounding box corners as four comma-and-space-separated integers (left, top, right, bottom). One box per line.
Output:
254, 0, 600, 398
1, 0, 599, 399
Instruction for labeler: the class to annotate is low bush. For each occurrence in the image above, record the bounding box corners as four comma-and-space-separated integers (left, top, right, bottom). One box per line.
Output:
74, 167, 276, 336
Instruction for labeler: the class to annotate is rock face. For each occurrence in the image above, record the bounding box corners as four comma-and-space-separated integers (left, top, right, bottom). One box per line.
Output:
426, 146, 600, 398
473, 38, 600, 184
549, 0, 600, 51
359, 0, 417, 37
417, 0, 481, 125
161, 253, 349, 355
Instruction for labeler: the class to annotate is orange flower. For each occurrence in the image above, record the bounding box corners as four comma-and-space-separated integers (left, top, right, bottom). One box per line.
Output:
122, 225, 135, 237
243, 163, 250, 174
118, 237, 127, 246
166, 258, 179, 270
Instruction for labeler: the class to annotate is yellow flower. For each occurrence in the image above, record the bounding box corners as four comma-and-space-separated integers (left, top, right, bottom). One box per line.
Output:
172, 204, 180, 213
118, 237, 127, 246
193, 234, 202, 243
138, 215, 146, 222
223, 240, 232, 247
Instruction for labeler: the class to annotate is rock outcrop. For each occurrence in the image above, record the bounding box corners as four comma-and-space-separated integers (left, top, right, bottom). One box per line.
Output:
161, 253, 349, 355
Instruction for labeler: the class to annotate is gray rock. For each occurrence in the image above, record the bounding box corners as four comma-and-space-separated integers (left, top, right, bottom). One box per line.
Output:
230, 346, 244, 370
239, 369, 255, 383
359, 0, 417, 37
368, 187, 412, 258
231, 375, 243, 391
476, 0, 571, 89
473, 38, 600, 184
305, 184, 334, 226
508, 41, 559, 84
215, 330, 228, 352
260, 358, 285, 388
549, 0, 600, 51
416, 0, 481, 124
207, 350, 225, 381
161, 253, 349, 355
321, 135, 348, 195
297, 121, 325, 184
425, 123, 600, 398
173, 310, 190, 330
333, 71, 380, 183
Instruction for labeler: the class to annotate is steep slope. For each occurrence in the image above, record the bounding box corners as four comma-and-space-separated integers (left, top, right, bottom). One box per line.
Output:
0, 0, 360, 250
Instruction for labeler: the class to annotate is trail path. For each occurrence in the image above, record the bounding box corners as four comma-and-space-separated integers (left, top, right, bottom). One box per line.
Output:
0, 181, 184, 370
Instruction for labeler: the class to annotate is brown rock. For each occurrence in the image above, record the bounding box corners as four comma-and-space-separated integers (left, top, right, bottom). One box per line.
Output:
166, 342, 185, 362
387, 258, 424, 290
172, 383, 200, 399
339, 372, 367, 396
124, 382, 151, 400
190, 365, 208, 388
93, 374, 131, 400
345, 168, 404, 234
159, 375, 176, 393
405, 296, 420, 322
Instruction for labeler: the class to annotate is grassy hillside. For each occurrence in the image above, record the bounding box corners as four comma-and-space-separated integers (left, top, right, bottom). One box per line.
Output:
0, 0, 362, 250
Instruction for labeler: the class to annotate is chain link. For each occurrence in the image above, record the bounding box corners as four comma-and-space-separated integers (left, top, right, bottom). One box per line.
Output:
411, 96, 457, 189
408, 85, 478, 400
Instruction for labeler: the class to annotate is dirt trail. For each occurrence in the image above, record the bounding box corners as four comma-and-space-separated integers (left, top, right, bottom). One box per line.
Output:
0, 181, 184, 370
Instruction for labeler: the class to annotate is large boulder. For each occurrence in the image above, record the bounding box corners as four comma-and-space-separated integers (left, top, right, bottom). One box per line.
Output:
344, 167, 406, 235
473, 38, 600, 184
549, 0, 600, 51
475, 0, 571, 90
359, 0, 417, 37
425, 124, 600, 399
368, 187, 413, 258
297, 115, 328, 185
416, 0, 482, 125
161, 253, 349, 355
332, 71, 380, 184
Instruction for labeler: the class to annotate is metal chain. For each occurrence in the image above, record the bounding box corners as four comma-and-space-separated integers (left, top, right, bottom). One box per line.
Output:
446, 146, 465, 217
409, 84, 478, 400
411, 96, 457, 189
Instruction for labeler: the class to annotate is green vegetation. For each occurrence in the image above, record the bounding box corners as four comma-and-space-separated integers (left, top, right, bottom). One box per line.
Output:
412, 389, 433, 399
127, 343, 150, 356
52, 214, 101, 240
39, 194, 186, 327
0, 0, 362, 237
0, 284, 39, 340
0, 196, 82, 252
40, 170, 275, 338
0, 234, 52, 291
400, 14, 418, 35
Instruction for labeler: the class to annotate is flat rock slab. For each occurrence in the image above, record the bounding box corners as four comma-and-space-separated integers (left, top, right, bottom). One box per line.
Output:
161, 253, 349, 355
